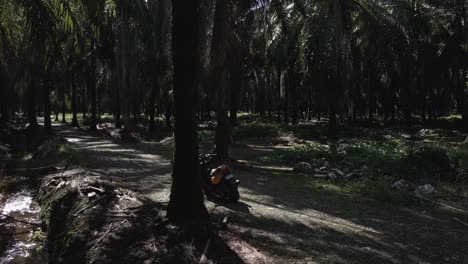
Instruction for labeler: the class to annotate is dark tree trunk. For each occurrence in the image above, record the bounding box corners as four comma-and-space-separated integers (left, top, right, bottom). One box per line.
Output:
461, 69, 468, 131
329, 0, 348, 139
71, 79, 79, 127
211, 0, 231, 159
276, 69, 282, 123
367, 67, 375, 123
27, 79, 38, 127
290, 70, 298, 125
215, 70, 230, 158
81, 85, 86, 119
164, 93, 172, 129
328, 80, 337, 139
112, 63, 122, 129
148, 79, 158, 132
61, 86, 66, 123
97, 82, 102, 119
283, 78, 289, 124
0, 68, 10, 121
44, 78, 51, 131
90, 45, 97, 130
229, 64, 242, 126
167, 0, 209, 230
54, 100, 59, 122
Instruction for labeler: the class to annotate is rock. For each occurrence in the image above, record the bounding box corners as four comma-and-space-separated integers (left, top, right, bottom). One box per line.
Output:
319, 166, 328, 172
361, 165, 369, 171
392, 180, 409, 191
332, 169, 345, 177
298, 173, 308, 177
415, 184, 436, 195
416, 129, 435, 138
313, 174, 328, 179
337, 138, 352, 145
345, 171, 364, 181
160, 137, 174, 146
293, 162, 313, 173
293, 138, 306, 144
328, 172, 337, 180
98, 123, 114, 129
324, 161, 329, 167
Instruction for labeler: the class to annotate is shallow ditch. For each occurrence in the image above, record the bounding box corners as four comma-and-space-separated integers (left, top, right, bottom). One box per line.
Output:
0, 172, 46, 263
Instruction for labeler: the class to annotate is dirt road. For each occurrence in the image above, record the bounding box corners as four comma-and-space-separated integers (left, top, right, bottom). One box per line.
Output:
54, 124, 468, 264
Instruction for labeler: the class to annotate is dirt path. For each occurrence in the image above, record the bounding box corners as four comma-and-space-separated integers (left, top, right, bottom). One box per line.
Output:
54, 123, 468, 264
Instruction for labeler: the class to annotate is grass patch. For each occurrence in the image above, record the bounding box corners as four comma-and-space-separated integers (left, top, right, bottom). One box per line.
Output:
233, 123, 281, 140
270, 140, 456, 182
59, 144, 89, 167
343, 178, 417, 204
198, 130, 215, 143
262, 137, 466, 204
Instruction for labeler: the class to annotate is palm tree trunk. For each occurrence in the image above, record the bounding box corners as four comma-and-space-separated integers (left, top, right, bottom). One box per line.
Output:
167, 0, 209, 230
27, 78, 38, 127
461, 69, 468, 131
112, 48, 122, 129
329, 0, 348, 139
81, 84, 86, 119
44, 77, 51, 131
290, 69, 298, 125
0, 67, 10, 121
54, 99, 59, 122
71, 77, 79, 127
90, 42, 97, 130
211, 0, 231, 159
148, 78, 158, 132
327, 78, 337, 139
276, 68, 282, 122
61, 85, 66, 123
215, 69, 230, 158
229, 64, 241, 126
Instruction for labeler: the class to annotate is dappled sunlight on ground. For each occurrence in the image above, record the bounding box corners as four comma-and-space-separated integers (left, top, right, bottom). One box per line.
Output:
52, 122, 468, 263
55, 125, 173, 204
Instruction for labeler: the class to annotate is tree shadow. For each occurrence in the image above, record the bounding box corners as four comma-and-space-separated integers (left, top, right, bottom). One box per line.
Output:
210, 144, 468, 263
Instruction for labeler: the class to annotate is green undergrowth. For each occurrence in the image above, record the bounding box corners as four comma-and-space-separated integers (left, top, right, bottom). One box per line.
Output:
59, 144, 89, 167
54, 113, 167, 128
232, 120, 373, 141
262, 137, 467, 205
270, 170, 421, 205
267, 140, 463, 181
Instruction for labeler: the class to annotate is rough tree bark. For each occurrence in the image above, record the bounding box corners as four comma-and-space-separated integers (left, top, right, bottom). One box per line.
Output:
211, 0, 231, 159
27, 78, 38, 127
89, 42, 97, 131
71, 76, 79, 127
44, 76, 51, 131
167, 0, 209, 230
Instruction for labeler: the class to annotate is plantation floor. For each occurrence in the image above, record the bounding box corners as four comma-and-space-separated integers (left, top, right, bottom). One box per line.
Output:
52, 122, 468, 264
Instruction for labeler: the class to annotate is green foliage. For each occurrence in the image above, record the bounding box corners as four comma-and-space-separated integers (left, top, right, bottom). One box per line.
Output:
233, 123, 280, 140
409, 145, 452, 179
284, 124, 325, 140
198, 130, 215, 143
343, 178, 417, 205
32, 230, 44, 242
272, 142, 330, 162
271, 139, 458, 183
59, 144, 88, 167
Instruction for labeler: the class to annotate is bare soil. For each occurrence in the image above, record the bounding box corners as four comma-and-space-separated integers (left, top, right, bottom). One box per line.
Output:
53, 123, 468, 264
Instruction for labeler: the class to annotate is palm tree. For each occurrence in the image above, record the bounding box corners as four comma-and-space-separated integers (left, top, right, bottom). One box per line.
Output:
211, 0, 232, 159
167, 0, 209, 229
